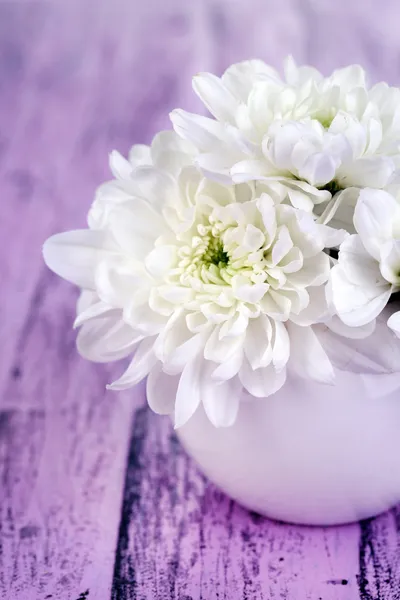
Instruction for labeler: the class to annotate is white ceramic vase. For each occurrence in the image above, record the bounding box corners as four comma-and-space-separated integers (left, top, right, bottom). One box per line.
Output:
176, 313, 400, 526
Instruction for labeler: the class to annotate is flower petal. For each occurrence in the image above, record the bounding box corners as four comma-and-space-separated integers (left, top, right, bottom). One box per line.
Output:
287, 322, 335, 384
170, 109, 230, 152
43, 230, 116, 289
387, 311, 400, 339
202, 377, 241, 427
211, 349, 244, 382
193, 72, 239, 123
108, 198, 164, 258
77, 314, 141, 363
174, 357, 203, 428
128, 144, 152, 168
108, 337, 157, 389
73, 300, 115, 328
109, 150, 132, 180
239, 360, 286, 397
146, 363, 178, 415
354, 188, 400, 260
330, 264, 391, 327
379, 240, 400, 284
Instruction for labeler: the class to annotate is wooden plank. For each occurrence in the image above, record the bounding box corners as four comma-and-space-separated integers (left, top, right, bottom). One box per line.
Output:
357, 511, 400, 600
0, 270, 142, 600
112, 409, 362, 600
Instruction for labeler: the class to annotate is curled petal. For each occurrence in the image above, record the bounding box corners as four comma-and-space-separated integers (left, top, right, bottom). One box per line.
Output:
388, 311, 400, 339
287, 322, 335, 384
202, 376, 241, 428
43, 230, 117, 289
146, 363, 178, 415
108, 337, 157, 389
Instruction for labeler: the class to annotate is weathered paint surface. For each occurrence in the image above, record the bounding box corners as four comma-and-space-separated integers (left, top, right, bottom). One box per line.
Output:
2, 1, 400, 598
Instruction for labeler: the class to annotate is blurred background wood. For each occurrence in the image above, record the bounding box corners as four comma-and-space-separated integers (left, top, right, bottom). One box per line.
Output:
1, 0, 400, 598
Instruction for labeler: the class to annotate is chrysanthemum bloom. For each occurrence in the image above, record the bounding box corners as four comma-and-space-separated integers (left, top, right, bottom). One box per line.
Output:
330, 187, 400, 337
43, 132, 344, 427
171, 57, 400, 228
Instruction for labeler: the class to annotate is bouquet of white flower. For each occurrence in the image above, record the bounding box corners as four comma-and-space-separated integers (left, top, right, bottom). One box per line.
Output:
43, 57, 400, 430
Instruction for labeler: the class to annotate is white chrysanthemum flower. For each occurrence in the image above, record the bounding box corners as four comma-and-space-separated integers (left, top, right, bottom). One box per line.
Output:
43, 132, 343, 428
170, 57, 400, 226
330, 187, 400, 336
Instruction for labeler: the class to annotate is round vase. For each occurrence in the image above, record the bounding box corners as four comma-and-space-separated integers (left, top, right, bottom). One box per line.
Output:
176, 319, 400, 525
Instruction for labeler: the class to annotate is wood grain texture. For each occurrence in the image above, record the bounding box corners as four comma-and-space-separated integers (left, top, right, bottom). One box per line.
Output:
112, 407, 363, 600
2, 0, 400, 599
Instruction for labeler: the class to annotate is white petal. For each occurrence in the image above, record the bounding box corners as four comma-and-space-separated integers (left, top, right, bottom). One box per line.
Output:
202, 377, 241, 427
95, 259, 141, 307
242, 224, 265, 251
132, 166, 176, 210
286, 188, 315, 211
326, 315, 376, 340
316, 187, 359, 230
193, 72, 239, 123
76, 289, 98, 314
339, 156, 394, 189
271, 225, 293, 265
108, 337, 157, 389
239, 360, 286, 398
77, 315, 141, 363
298, 152, 337, 187
234, 283, 269, 304
331, 64, 366, 88
124, 300, 167, 335
88, 181, 135, 230
146, 363, 177, 415
256, 193, 277, 242
162, 332, 206, 376
291, 285, 328, 326
222, 59, 279, 102
289, 252, 330, 287
231, 160, 271, 182
318, 224, 348, 248
73, 300, 114, 328
330, 264, 391, 327
338, 235, 387, 290
329, 112, 367, 159
109, 150, 132, 180
272, 321, 290, 370
196, 154, 235, 182
284, 55, 322, 85
286, 179, 331, 205
243, 316, 272, 370
316, 316, 400, 374
145, 245, 178, 279
108, 199, 163, 258
388, 311, 400, 339
379, 240, 400, 284
186, 311, 210, 333
151, 130, 195, 162
128, 144, 152, 168
205, 326, 244, 362
219, 312, 249, 338
354, 188, 400, 259
287, 322, 335, 384
212, 349, 244, 382
43, 230, 116, 289
170, 109, 229, 152
174, 358, 203, 428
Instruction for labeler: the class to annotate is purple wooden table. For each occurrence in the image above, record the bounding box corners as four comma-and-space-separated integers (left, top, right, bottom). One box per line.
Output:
2, 1, 400, 598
